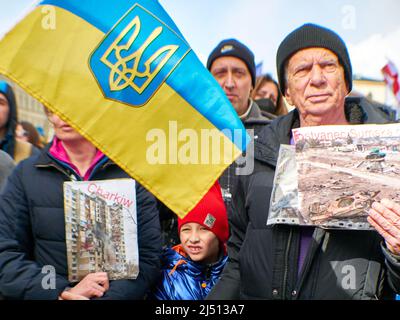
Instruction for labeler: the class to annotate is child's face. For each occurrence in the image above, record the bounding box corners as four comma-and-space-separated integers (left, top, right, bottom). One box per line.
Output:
180, 222, 220, 264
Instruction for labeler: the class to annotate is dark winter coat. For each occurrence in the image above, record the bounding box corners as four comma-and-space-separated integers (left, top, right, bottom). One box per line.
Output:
0, 146, 162, 300
208, 97, 400, 300
219, 100, 270, 207
152, 245, 227, 300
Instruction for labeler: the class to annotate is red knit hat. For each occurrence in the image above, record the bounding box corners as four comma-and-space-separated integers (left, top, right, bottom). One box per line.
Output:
178, 181, 229, 245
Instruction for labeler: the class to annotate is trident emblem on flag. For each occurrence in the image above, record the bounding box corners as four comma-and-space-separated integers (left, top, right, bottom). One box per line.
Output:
100, 16, 179, 94
90, 4, 190, 107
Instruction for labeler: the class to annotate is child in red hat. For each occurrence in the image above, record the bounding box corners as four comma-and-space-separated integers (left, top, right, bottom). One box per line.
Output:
151, 181, 229, 300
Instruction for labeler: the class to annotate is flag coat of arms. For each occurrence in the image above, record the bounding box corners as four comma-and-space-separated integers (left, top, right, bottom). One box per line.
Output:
0, 0, 249, 217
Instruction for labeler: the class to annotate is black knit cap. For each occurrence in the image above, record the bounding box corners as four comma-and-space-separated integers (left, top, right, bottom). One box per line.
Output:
276, 23, 353, 96
207, 39, 256, 86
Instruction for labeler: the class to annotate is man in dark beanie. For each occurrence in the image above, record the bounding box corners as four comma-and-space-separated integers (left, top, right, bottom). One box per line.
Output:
207, 38, 270, 206
207, 24, 399, 300
276, 23, 353, 96
207, 38, 261, 117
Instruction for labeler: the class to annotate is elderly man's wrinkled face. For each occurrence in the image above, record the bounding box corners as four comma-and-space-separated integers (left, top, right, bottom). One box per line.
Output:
285, 48, 348, 123
210, 56, 253, 116
0, 93, 10, 132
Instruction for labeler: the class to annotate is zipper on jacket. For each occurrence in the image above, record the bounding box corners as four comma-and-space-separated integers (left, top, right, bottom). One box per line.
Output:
38, 156, 113, 182
36, 163, 79, 181
87, 157, 110, 180
41, 152, 84, 181
282, 229, 293, 299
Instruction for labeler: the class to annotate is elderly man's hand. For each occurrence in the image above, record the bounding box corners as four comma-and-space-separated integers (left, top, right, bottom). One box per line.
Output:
368, 199, 400, 256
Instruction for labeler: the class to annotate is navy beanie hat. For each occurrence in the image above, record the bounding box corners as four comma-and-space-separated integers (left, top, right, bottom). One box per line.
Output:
207, 39, 256, 86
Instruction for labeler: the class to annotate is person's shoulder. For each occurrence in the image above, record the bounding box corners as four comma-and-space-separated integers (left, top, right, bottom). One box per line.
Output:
160, 247, 186, 270
163, 245, 184, 259
258, 110, 295, 139
0, 149, 14, 166
13, 147, 46, 174
255, 111, 295, 150
13, 140, 34, 163
30, 145, 41, 156
346, 96, 393, 124
245, 101, 273, 125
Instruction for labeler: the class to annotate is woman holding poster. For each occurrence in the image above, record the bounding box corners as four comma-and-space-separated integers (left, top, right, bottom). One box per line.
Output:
0, 111, 162, 300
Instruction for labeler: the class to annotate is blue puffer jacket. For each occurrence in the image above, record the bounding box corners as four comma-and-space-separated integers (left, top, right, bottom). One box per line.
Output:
152, 245, 227, 300
0, 145, 162, 300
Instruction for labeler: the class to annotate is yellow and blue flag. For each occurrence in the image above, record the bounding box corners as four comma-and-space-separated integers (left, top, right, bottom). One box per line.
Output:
0, 0, 249, 217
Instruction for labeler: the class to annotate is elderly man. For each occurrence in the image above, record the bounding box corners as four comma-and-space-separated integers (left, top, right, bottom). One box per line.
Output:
207, 23, 399, 300
207, 39, 270, 205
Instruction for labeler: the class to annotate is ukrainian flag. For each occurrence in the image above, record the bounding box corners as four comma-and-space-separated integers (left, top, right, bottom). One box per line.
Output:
0, 0, 249, 217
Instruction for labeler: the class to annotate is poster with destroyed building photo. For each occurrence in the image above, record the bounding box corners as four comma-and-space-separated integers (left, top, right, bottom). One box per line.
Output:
293, 123, 400, 230
64, 179, 139, 282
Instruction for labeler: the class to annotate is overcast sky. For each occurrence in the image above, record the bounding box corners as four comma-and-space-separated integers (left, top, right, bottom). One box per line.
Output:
159, 0, 400, 81
1, 0, 399, 81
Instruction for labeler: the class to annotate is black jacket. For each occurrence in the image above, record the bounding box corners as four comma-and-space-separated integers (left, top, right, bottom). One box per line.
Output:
219, 101, 270, 207
208, 97, 400, 300
0, 146, 162, 299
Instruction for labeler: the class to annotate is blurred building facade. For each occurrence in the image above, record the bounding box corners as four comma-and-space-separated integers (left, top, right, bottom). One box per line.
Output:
353, 76, 387, 104
352, 76, 398, 120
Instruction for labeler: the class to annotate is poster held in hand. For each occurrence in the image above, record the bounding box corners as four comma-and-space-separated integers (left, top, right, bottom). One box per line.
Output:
64, 178, 138, 282
268, 123, 400, 230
